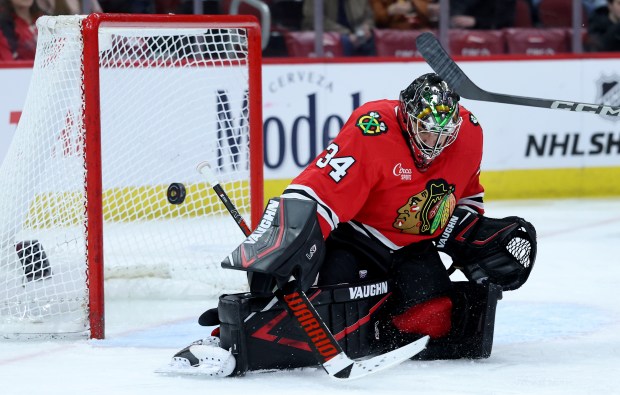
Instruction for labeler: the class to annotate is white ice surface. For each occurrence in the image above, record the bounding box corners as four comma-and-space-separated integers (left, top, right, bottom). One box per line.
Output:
1, 198, 619, 395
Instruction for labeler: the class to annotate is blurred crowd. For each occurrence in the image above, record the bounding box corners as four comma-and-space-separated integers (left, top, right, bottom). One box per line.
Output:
1, 0, 620, 61
0, 0, 194, 60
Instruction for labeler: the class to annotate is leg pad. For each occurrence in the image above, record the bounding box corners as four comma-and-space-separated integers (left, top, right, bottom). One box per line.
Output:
414, 281, 503, 360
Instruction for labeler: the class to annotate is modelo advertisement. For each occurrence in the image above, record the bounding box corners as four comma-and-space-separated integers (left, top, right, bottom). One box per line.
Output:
1, 58, 620, 196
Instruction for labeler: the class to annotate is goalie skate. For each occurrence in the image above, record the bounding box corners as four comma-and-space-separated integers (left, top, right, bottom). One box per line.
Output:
155, 337, 236, 377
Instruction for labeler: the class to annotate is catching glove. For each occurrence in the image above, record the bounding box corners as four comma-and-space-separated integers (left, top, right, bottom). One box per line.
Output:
436, 206, 537, 291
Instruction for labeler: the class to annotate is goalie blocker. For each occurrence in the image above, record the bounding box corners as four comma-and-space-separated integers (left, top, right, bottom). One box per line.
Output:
221, 197, 325, 294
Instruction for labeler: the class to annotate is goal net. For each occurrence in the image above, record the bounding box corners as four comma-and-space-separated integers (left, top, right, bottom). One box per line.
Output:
0, 14, 263, 339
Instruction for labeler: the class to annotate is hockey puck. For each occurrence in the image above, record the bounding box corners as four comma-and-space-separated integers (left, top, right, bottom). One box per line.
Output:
167, 183, 186, 205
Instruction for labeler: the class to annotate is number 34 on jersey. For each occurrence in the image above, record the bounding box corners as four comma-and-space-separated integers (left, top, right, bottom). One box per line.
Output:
315, 143, 356, 183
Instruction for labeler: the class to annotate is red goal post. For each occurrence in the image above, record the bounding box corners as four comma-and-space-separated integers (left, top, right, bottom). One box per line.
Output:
0, 14, 263, 339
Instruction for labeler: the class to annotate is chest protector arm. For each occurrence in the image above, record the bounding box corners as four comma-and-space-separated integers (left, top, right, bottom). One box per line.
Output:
436, 206, 537, 291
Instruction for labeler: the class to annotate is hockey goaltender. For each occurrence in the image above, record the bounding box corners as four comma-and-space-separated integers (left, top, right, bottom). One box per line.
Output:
159, 73, 538, 379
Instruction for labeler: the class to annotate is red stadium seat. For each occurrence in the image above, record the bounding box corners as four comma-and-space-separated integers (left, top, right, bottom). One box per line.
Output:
283, 31, 344, 57
449, 30, 506, 56
504, 28, 569, 55
154, 0, 181, 13
514, 0, 534, 28
373, 29, 431, 57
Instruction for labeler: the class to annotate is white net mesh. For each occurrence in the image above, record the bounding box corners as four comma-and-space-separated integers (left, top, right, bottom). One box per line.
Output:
0, 15, 259, 337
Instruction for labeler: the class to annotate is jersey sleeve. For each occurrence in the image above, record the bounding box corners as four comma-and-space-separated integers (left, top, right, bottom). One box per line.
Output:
0, 32, 13, 61
282, 106, 384, 238
457, 166, 485, 215
456, 109, 485, 215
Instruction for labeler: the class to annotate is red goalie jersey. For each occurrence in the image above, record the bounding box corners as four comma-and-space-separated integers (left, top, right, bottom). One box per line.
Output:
282, 99, 485, 250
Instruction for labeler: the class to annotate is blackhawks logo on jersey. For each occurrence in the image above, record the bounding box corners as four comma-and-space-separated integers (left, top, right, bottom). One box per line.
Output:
356, 111, 387, 136
393, 179, 456, 235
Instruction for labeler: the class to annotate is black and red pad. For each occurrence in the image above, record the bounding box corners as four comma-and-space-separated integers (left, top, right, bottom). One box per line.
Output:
215, 280, 503, 375
221, 198, 325, 293
217, 279, 392, 375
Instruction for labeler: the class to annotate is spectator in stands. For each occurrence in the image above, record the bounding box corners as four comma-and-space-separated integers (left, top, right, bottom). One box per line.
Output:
0, 0, 44, 60
583, 0, 608, 17
529, 0, 607, 27
36, 0, 101, 15
98, 0, 180, 13
372, 0, 517, 30
302, 0, 376, 56
371, 0, 439, 30
450, 0, 517, 29
98, 0, 153, 13
588, 0, 620, 51
0, 30, 13, 60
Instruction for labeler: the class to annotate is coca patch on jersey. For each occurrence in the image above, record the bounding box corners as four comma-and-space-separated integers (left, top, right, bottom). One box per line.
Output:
393, 163, 413, 181
393, 179, 456, 235
356, 111, 387, 136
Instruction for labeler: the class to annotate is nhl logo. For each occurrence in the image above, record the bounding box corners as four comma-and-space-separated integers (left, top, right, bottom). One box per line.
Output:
595, 74, 620, 122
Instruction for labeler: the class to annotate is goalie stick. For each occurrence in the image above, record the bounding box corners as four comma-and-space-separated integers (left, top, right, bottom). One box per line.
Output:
195, 161, 429, 380
196, 162, 252, 236
415, 32, 620, 117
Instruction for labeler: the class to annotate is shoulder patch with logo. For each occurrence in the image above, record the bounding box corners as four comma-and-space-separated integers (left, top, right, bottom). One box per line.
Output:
469, 113, 479, 126
356, 111, 388, 136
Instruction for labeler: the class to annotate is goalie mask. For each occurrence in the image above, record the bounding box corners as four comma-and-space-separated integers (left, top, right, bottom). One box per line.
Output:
399, 73, 462, 170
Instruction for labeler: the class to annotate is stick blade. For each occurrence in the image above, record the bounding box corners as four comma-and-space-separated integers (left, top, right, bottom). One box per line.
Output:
415, 33, 477, 97
327, 335, 429, 380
